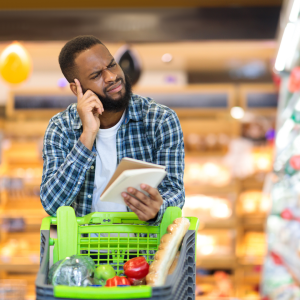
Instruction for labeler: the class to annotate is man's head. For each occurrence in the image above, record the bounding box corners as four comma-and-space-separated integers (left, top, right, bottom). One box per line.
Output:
59, 35, 132, 112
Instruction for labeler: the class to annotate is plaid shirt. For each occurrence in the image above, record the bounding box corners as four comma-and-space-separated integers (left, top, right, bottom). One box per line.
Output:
40, 94, 185, 225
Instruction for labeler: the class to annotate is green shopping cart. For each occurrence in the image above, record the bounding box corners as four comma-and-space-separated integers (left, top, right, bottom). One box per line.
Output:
36, 206, 199, 300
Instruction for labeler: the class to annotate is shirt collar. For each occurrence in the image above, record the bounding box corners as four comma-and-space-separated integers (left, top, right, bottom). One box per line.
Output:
72, 94, 142, 130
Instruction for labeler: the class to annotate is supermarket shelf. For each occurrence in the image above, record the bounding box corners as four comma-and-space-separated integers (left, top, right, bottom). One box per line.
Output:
241, 214, 266, 230
196, 275, 236, 284
238, 256, 265, 266
197, 255, 237, 269
196, 298, 235, 300
241, 274, 261, 284
240, 174, 266, 190
185, 151, 228, 158
200, 218, 237, 229
0, 263, 39, 273
185, 181, 239, 195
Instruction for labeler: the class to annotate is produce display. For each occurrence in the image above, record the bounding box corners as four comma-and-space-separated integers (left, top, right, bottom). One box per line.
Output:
261, 67, 300, 298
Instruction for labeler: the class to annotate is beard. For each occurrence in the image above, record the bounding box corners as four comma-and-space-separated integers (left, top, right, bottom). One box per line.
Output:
82, 74, 132, 112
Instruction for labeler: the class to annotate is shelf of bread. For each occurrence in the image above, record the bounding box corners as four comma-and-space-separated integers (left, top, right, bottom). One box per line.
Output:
237, 231, 267, 266
196, 229, 237, 269
237, 190, 269, 229
184, 156, 239, 196
183, 193, 237, 229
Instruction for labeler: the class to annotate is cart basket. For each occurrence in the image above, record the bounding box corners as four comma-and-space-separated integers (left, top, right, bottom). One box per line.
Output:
36, 206, 199, 300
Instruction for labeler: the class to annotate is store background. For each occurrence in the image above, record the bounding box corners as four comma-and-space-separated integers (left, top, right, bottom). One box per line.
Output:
0, 0, 299, 299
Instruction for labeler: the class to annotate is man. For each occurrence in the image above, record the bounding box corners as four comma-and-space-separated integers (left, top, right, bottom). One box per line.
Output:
40, 35, 185, 225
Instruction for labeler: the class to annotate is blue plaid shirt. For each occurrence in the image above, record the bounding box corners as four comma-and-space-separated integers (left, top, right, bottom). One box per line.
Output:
40, 94, 185, 225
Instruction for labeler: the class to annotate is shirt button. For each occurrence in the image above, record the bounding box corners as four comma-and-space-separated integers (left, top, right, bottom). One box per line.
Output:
88, 158, 91, 161
78, 182, 81, 184
88, 195, 91, 198
90, 166, 94, 169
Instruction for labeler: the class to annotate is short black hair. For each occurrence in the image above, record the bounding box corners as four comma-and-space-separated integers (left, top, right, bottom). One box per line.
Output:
59, 35, 104, 83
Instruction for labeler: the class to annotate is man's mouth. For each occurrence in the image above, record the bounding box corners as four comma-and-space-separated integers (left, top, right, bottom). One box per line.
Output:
106, 80, 123, 94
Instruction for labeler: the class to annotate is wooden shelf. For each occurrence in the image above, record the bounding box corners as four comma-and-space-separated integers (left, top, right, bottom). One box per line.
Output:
199, 219, 237, 230
185, 181, 239, 195
241, 214, 266, 230
197, 255, 237, 269
185, 151, 228, 158
238, 256, 264, 266
0, 262, 39, 273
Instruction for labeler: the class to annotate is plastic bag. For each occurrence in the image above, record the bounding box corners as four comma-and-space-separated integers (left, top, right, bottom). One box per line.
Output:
48, 255, 95, 286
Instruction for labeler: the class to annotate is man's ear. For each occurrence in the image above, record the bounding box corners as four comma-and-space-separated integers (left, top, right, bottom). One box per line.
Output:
70, 83, 77, 96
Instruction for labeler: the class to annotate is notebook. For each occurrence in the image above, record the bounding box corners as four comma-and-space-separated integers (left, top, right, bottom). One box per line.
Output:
100, 157, 167, 205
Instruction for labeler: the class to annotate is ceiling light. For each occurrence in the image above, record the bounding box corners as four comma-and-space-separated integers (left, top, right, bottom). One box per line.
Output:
230, 106, 245, 119
275, 23, 296, 71
161, 53, 172, 63
290, 0, 300, 22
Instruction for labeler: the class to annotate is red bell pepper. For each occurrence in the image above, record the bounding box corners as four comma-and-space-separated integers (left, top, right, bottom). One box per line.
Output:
105, 276, 130, 287
123, 257, 149, 285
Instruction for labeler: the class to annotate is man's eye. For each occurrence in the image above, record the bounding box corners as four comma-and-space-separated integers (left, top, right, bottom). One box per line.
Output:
92, 74, 99, 79
109, 63, 117, 68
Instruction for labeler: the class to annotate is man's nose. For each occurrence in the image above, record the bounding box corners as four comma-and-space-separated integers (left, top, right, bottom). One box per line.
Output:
103, 69, 117, 83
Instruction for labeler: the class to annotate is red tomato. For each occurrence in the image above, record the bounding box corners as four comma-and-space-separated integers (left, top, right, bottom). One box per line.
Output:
123, 257, 149, 280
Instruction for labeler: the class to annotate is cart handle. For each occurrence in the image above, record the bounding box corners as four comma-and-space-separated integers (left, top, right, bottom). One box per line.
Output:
54, 285, 152, 299
40, 212, 148, 230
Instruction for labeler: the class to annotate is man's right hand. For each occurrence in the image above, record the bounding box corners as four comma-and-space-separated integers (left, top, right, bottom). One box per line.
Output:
75, 79, 104, 150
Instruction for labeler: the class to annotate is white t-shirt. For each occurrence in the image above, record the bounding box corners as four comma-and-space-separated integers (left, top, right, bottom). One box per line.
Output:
91, 113, 127, 213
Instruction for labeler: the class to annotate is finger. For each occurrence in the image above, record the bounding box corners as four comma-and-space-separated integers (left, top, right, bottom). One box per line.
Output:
140, 184, 160, 200
126, 187, 150, 206
122, 192, 150, 214
85, 95, 104, 113
84, 100, 103, 115
123, 196, 149, 221
74, 79, 83, 99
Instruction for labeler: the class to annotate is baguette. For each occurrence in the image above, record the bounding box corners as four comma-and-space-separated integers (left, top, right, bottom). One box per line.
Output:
146, 218, 190, 286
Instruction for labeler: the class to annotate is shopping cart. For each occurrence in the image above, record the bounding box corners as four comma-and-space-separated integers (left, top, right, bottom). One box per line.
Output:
36, 206, 199, 300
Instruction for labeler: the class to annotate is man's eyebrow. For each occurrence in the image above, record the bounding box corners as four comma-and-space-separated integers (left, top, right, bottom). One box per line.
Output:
107, 58, 115, 67
88, 58, 115, 77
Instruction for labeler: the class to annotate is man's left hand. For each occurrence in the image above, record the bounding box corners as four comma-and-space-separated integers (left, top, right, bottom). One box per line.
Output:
121, 184, 163, 222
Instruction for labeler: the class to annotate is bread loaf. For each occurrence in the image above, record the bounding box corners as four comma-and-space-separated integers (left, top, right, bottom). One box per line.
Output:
146, 218, 190, 286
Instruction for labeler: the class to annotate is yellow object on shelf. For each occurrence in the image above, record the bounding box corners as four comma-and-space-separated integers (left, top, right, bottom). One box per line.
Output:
0, 42, 32, 85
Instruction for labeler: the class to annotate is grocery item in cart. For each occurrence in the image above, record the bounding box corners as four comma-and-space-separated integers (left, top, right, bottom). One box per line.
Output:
146, 217, 190, 287
48, 255, 96, 287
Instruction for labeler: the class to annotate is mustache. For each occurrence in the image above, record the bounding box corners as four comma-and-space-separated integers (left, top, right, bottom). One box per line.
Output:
104, 78, 124, 93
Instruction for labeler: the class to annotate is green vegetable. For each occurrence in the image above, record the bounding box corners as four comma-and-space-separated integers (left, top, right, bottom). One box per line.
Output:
94, 265, 116, 284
